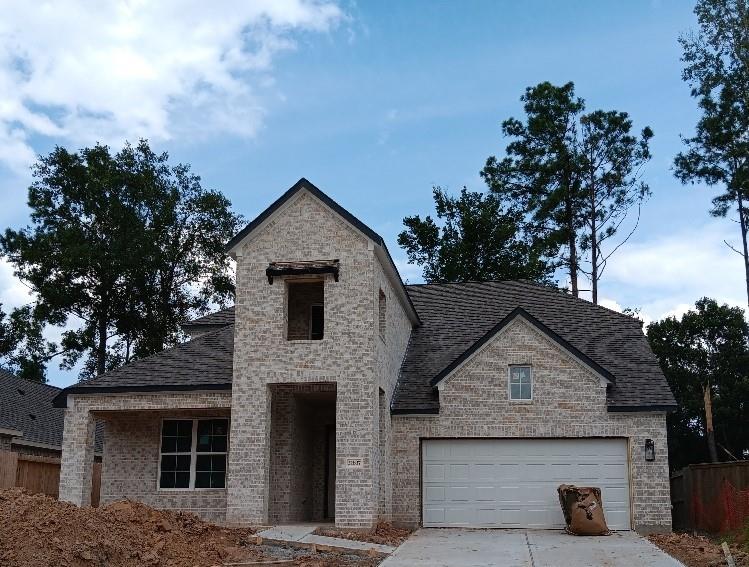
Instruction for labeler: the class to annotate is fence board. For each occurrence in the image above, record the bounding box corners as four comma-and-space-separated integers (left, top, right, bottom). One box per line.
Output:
0, 449, 100, 506
671, 461, 749, 533
0, 450, 18, 489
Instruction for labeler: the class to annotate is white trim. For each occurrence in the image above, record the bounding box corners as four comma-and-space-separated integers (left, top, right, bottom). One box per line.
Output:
157, 417, 229, 492
434, 313, 613, 390
508, 365, 533, 402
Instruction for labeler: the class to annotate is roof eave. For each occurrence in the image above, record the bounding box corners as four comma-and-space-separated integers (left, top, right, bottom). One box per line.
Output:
52, 383, 232, 408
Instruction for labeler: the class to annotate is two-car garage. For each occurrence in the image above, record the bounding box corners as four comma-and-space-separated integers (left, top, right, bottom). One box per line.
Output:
422, 438, 631, 530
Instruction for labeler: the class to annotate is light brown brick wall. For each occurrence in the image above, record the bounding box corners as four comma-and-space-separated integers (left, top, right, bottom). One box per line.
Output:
59, 391, 231, 521
391, 316, 672, 533
228, 190, 385, 527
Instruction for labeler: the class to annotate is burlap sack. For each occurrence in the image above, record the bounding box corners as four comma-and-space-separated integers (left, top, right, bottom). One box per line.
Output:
557, 484, 611, 536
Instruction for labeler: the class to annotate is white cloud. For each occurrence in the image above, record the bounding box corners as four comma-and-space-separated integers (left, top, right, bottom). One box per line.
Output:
0, 0, 343, 173
0, 258, 32, 309
592, 220, 747, 324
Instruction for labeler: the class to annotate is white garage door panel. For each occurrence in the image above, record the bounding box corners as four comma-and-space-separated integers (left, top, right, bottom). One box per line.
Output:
422, 438, 630, 530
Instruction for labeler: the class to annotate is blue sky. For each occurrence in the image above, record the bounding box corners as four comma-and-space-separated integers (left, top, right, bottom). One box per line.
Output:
0, 1, 743, 387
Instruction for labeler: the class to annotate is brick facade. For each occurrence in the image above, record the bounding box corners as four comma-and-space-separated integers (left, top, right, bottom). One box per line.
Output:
59, 392, 231, 517
227, 190, 412, 528
391, 316, 671, 533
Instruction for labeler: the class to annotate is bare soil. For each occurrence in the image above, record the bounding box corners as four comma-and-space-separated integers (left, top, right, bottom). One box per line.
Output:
648, 532, 749, 567
313, 523, 413, 547
0, 489, 382, 567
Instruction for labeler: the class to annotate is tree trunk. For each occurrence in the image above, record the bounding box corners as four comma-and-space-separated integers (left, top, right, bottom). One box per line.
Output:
590, 175, 598, 304
737, 192, 749, 309
96, 314, 107, 377
565, 190, 579, 298
703, 381, 719, 463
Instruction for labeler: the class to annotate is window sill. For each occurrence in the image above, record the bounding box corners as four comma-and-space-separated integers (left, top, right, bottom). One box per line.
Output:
508, 399, 533, 404
286, 339, 325, 344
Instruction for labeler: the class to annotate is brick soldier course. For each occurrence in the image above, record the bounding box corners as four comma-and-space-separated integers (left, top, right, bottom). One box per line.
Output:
54, 178, 676, 532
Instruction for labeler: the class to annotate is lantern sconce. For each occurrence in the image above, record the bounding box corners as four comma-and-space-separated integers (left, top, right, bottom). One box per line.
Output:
645, 438, 655, 461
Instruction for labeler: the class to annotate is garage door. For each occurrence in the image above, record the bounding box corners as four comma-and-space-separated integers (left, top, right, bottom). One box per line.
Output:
422, 438, 630, 530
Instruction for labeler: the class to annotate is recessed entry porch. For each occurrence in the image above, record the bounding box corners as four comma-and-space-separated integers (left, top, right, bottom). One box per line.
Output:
268, 383, 336, 524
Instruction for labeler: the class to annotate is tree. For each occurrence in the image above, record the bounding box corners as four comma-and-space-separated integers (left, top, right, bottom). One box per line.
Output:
0, 303, 50, 382
0, 140, 242, 380
579, 111, 653, 304
482, 82, 653, 303
674, 0, 749, 307
647, 298, 749, 467
398, 186, 552, 283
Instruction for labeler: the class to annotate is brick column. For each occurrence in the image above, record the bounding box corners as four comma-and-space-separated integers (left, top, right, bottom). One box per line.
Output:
58, 396, 96, 506
226, 383, 271, 524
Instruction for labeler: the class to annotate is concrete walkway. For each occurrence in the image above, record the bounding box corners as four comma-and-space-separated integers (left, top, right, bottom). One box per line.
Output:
255, 524, 397, 555
380, 528, 685, 567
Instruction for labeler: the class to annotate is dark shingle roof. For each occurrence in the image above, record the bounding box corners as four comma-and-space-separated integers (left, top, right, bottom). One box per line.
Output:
392, 280, 676, 413
182, 308, 236, 330
53, 325, 234, 407
53, 280, 675, 415
0, 369, 66, 448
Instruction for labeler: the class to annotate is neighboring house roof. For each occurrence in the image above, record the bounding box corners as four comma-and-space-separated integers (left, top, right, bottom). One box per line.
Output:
0, 368, 67, 449
54, 280, 675, 414
1, 369, 105, 452
224, 178, 420, 325
393, 280, 676, 414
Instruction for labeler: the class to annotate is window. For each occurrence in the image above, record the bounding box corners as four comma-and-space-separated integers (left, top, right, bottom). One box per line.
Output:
378, 289, 386, 339
310, 304, 324, 340
509, 366, 532, 401
287, 280, 324, 340
159, 418, 228, 489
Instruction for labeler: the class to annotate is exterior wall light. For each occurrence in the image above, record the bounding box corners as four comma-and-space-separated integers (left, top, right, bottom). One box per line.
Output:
645, 438, 655, 461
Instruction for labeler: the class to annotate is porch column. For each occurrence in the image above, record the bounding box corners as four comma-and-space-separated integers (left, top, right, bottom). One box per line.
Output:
58, 396, 96, 506
226, 384, 271, 524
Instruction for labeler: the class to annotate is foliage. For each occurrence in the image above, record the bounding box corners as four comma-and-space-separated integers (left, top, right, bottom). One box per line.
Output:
674, 0, 749, 306
647, 298, 749, 469
482, 81, 652, 302
398, 186, 552, 283
0, 140, 242, 380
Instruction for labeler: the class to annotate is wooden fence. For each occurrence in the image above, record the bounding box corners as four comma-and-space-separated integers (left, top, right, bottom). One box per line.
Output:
0, 449, 101, 505
671, 461, 749, 533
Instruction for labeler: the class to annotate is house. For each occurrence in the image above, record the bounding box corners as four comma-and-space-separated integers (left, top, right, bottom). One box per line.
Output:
0, 368, 67, 457
53, 179, 676, 533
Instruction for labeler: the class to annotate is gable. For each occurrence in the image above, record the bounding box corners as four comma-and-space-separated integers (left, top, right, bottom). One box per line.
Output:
225, 178, 419, 324
432, 309, 613, 391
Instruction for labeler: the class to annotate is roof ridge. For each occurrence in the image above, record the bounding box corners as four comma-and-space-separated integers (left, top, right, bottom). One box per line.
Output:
406, 279, 641, 324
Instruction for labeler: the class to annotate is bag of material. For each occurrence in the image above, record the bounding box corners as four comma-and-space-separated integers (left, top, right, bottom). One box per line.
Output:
557, 484, 611, 536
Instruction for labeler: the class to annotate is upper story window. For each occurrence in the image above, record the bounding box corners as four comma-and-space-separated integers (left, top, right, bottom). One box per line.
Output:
159, 418, 228, 490
509, 365, 532, 401
287, 280, 324, 340
378, 289, 386, 340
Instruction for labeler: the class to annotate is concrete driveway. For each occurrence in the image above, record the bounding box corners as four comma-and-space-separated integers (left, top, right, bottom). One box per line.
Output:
380, 529, 685, 567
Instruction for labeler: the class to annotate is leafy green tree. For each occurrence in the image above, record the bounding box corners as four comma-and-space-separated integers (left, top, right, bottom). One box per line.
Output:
398, 186, 552, 283
674, 0, 749, 307
0, 140, 241, 380
647, 298, 749, 467
482, 82, 653, 303
0, 303, 51, 382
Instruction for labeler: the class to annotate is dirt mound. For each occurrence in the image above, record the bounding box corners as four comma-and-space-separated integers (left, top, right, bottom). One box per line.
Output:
648, 532, 749, 567
314, 523, 412, 547
0, 489, 380, 567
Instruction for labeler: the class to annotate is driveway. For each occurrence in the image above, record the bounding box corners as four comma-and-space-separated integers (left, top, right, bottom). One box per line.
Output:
380, 529, 685, 567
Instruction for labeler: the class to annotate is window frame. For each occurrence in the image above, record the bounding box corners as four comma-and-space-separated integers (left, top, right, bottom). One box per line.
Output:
157, 417, 229, 492
508, 365, 533, 402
